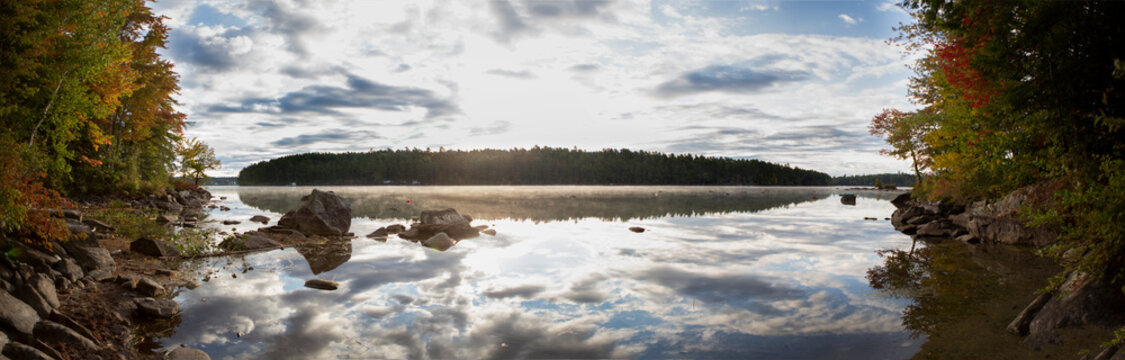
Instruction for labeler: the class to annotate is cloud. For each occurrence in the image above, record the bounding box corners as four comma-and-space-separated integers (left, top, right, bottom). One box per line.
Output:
655, 65, 809, 97
251, 2, 323, 56
271, 132, 352, 147
169, 26, 254, 71
209, 73, 458, 119
635, 266, 805, 305
482, 284, 546, 299
838, 14, 862, 25
486, 69, 536, 79
469, 121, 512, 136
568, 64, 600, 72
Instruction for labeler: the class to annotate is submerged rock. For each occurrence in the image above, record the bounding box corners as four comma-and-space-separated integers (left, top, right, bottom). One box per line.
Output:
423, 233, 456, 251
628, 227, 645, 233
249, 215, 270, 224
277, 189, 352, 236
168, 347, 211, 360
220, 234, 281, 252
130, 237, 182, 258
135, 297, 179, 318
304, 279, 339, 290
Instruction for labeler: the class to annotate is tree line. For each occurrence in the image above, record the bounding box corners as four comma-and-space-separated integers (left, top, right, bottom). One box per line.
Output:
873, 0, 1125, 346
832, 173, 915, 187
237, 147, 833, 186
1, 0, 216, 249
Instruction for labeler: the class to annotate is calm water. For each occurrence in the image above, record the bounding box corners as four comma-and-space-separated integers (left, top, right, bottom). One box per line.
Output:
151, 186, 920, 359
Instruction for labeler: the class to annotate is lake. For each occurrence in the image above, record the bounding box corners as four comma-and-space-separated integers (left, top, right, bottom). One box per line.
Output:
144, 186, 922, 359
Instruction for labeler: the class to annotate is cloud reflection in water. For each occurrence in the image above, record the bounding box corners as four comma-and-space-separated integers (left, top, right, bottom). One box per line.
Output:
158, 186, 919, 359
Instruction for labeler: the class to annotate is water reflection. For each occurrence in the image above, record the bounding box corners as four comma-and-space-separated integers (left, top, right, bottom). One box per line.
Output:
296, 240, 352, 275
152, 186, 920, 359
864, 241, 1100, 358
237, 186, 846, 222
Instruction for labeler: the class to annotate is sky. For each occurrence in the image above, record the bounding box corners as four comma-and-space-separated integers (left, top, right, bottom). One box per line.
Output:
151, 0, 919, 177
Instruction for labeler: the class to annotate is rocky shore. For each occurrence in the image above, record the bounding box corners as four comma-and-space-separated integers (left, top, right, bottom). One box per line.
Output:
890, 187, 1125, 358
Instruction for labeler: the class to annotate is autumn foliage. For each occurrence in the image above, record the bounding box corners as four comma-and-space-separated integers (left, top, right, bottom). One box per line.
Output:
1, 0, 211, 250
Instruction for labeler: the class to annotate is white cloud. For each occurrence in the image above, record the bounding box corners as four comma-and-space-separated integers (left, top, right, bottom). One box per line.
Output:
156, 1, 916, 177
838, 14, 862, 25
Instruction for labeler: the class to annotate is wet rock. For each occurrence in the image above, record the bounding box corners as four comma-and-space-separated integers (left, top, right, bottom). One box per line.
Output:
1024, 272, 1125, 349
249, 215, 270, 224
863, 217, 878, 221
135, 297, 178, 318
891, 206, 926, 231
915, 221, 954, 238
0, 289, 40, 336
955, 234, 980, 244
130, 238, 182, 258
482, 229, 497, 236
384, 224, 406, 234
423, 233, 456, 251
367, 227, 389, 238
220, 206, 231, 211
167, 347, 211, 360
69, 246, 115, 272
304, 279, 339, 290
135, 277, 165, 297
222, 220, 241, 225
1008, 292, 1052, 336
2, 341, 53, 360
262, 226, 306, 238
277, 189, 352, 236
219, 234, 281, 252
82, 218, 114, 232
840, 194, 857, 205
628, 227, 645, 233
34, 319, 100, 352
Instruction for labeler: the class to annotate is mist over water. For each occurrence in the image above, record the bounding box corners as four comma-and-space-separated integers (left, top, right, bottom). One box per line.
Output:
151, 186, 920, 359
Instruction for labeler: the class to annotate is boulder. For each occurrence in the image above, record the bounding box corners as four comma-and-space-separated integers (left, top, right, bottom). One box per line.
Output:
420, 209, 470, 227
13, 246, 59, 271
304, 279, 339, 290
1008, 292, 1052, 336
1, 341, 53, 360
135, 277, 165, 297
422, 233, 456, 251
0, 290, 40, 336
135, 297, 178, 318
27, 275, 58, 309
168, 347, 211, 360
222, 220, 241, 225
130, 238, 182, 258
1024, 272, 1125, 350
277, 190, 351, 236
53, 258, 84, 282
367, 227, 389, 238
482, 229, 497, 236
384, 224, 406, 234
68, 246, 115, 272
34, 320, 100, 352
219, 234, 281, 252
296, 241, 351, 275
155, 214, 176, 224
890, 192, 912, 208
628, 227, 645, 233
914, 221, 954, 238
840, 194, 857, 205
14, 280, 55, 317
249, 215, 270, 224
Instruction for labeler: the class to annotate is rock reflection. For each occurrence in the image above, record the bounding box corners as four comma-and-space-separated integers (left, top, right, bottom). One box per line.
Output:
866, 241, 1073, 358
295, 240, 352, 275
149, 187, 923, 359
237, 186, 834, 222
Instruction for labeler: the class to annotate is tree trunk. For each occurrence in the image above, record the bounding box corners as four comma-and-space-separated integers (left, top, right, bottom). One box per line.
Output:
28, 69, 71, 147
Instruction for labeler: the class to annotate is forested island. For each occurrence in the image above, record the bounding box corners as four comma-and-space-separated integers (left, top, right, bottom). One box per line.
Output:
237, 147, 833, 186
832, 173, 914, 187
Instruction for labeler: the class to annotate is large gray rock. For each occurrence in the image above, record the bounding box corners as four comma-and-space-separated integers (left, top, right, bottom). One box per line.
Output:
0, 290, 40, 336
277, 190, 351, 236
12, 247, 59, 271
27, 275, 58, 309
890, 192, 912, 208
1024, 272, 1125, 349
135, 277, 165, 297
135, 297, 179, 318
420, 209, 470, 227
168, 347, 211, 360
14, 280, 54, 317
34, 319, 100, 352
2, 341, 53, 360
130, 238, 182, 258
53, 259, 83, 282
68, 246, 115, 272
